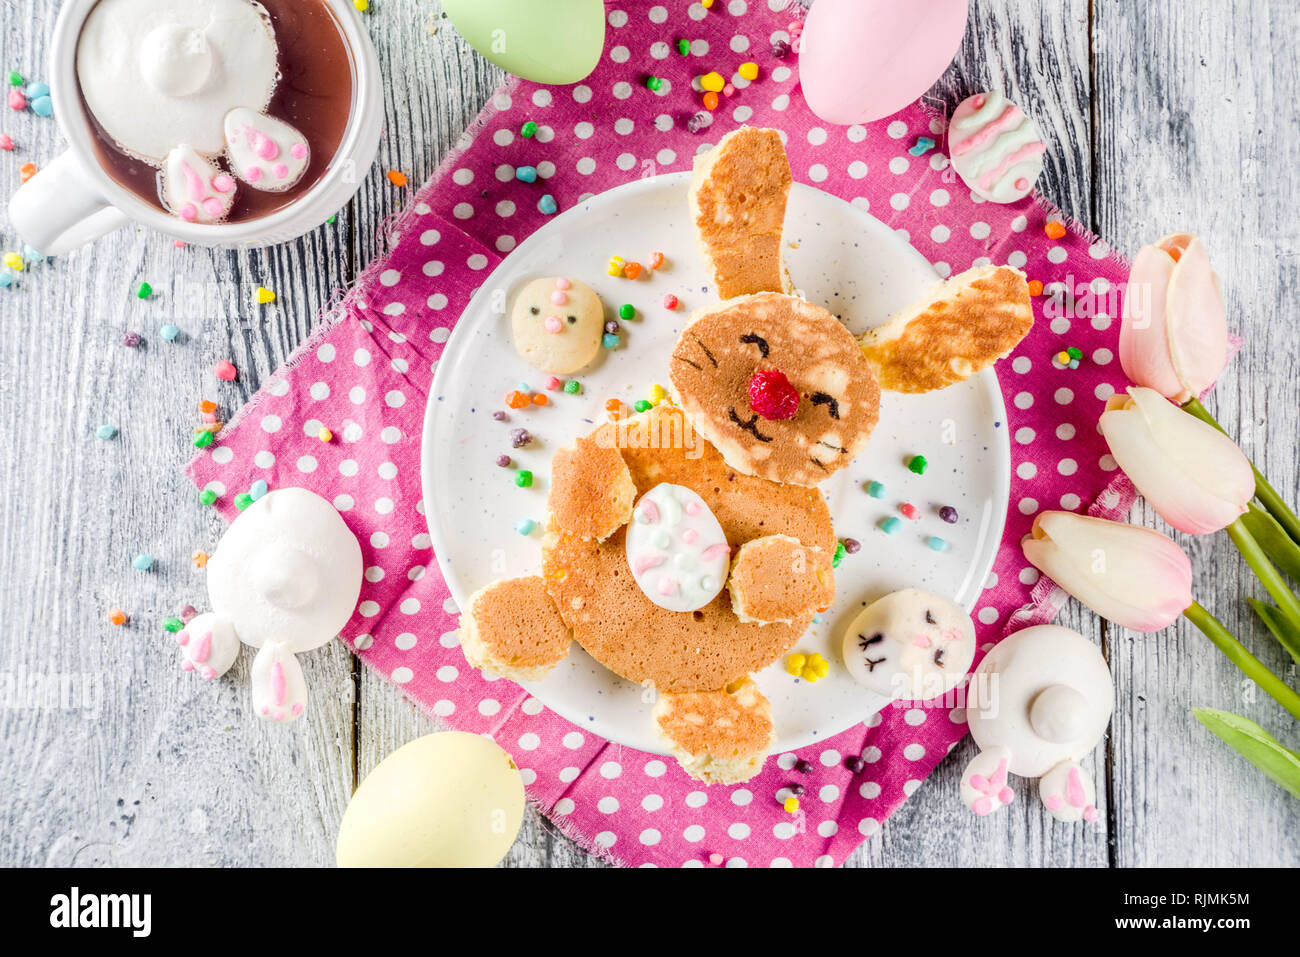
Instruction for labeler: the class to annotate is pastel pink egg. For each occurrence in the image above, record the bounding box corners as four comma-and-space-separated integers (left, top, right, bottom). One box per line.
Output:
799, 0, 968, 125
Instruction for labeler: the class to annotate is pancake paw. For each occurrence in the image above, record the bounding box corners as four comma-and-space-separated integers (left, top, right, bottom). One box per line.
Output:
728, 534, 834, 625
457, 576, 573, 682
653, 676, 774, 785
548, 435, 636, 542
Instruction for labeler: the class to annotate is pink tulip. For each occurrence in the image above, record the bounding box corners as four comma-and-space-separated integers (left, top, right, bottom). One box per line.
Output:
1099, 387, 1254, 535
1119, 233, 1228, 403
1022, 512, 1193, 633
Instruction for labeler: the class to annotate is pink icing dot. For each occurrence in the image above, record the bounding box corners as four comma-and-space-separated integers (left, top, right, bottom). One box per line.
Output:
684, 501, 700, 516
202, 197, 223, 216
212, 174, 234, 193
973, 94, 986, 109
681, 528, 698, 545
292, 703, 304, 716
544, 315, 563, 333
998, 786, 1015, 804
1014, 177, 1029, 191
633, 554, 665, 575
972, 796, 991, 816
911, 633, 933, 648
290, 143, 308, 159
246, 167, 263, 183
1083, 805, 1099, 822
550, 290, 568, 305
175, 630, 189, 645
700, 543, 729, 561
273, 163, 289, 179
640, 500, 661, 524
201, 666, 216, 680
656, 578, 677, 596
554, 277, 571, 290
180, 659, 194, 671
1043, 794, 1064, 810
179, 204, 197, 221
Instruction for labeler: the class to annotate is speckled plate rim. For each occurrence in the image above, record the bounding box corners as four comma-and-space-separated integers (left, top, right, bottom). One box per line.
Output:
421, 171, 1010, 754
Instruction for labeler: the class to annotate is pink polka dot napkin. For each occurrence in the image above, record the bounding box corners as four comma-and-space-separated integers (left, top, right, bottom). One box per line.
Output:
188, 0, 1137, 867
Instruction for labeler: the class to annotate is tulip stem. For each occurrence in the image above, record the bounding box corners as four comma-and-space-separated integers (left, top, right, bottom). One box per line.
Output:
1183, 398, 1300, 546
1184, 602, 1300, 722
1226, 518, 1300, 630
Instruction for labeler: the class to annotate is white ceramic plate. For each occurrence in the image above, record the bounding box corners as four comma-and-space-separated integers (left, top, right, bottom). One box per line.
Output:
421, 172, 1010, 754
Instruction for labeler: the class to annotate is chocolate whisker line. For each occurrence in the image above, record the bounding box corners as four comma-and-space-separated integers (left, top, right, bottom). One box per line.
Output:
671, 352, 702, 371
727, 407, 773, 442
692, 334, 718, 368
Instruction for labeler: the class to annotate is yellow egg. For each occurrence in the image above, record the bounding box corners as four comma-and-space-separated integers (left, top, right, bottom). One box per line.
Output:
336, 732, 525, 867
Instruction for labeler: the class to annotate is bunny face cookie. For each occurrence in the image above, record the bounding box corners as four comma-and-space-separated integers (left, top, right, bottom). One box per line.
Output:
669, 293, 880, 487
510, 276, 606, 374
840, 588, 976, 701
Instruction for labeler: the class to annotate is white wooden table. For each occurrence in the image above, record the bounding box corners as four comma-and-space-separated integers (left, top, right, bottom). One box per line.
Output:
1, 0, 1296, 867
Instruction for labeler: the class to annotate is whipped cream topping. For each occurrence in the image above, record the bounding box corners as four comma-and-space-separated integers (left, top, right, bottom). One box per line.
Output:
76, 0, 279, 162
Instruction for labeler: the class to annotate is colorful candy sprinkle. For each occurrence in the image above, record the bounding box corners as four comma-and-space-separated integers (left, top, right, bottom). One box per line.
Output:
927, 536, 950, 552
702, 90, 719, 111
602, 333, 620, 349
249, 479, 269, 501
234, 492, 254, 510
515, 470, 533, 488
30, 95, 51, 118
783, 796, 800, 814
564, 380, 581, 395
879, 516, 902, 535
939, 505, 959, 524
108, 608, 128, 626
771, 39, 791, 58
255, 286, 275, 304
899, 503, 919, 520
538, 194, 558, 215
832, 541, 847, 568
908, 136, 937, 156
1027, 279, 1044, 296
163, 617, 184, 633
532, 393, 548, 407
0, 134, 13, 151
866, 480, 886, 498
605, 398, 625, 419
193, 430, 214, 449
544, 376, 562, 391
199, 488, 218, 506
618, 303, 636, 320
648, 251, 664, 270
795, 759, 813, 774
510, 428, 531, 448
785, 653, 806, 676
132, 553, 153, 571
738, 62, 759, 81
386, 169, 407, 187
159, 323, 179, 341
2, 251, 22, 271
1045, 220, 1067, 240
515, 165, 538, 183
122, 331, 142, 347
845, 756, 866, 774
843, 537, 861, 554
515, 518, 537, 535
496, 455, 512, 468
633, 399, 652, 413
623, 261, 642, 280
192, 551, 208, 569
6, 72, 21, 86
506, 390, 530, 409
662, 293, 678, 310
645, 76, 663, 92
700, 71, 725, 93
907, 454, 928, 475
678, 38, 690, 56
8, 89, 25, 111
521, 120, 538, 138
318, 427, 333, 443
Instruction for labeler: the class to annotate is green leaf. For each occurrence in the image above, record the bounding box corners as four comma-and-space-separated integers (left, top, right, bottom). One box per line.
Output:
1241, 503, 1300, 584
1193, 708, 1300, 800
1247, 598, 1300, 667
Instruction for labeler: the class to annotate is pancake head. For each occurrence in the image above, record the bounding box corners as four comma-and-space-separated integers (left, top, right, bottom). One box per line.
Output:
689, 126, 794, 299
669, 293, 880, 487
858, 264, 1034, 394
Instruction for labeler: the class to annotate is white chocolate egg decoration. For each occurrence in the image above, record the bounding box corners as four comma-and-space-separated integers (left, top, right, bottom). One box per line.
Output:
960, 624, 1113, 822
625, 483, 731, 613
176, 487, 362, 724
840, 588, 976, 700
336, 732, 525, 868
947, 91, 1047, 204
509, 277, 605, 375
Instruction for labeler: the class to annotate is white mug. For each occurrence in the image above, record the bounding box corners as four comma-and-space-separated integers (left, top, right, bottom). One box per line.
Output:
8, 0, 383, 255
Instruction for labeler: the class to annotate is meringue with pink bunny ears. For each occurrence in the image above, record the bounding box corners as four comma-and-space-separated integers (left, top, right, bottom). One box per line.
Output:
1119, 233, 1229, 405
1099, 386, 1254, 535
960, 625, 1113, 823
174, 487, 362, 723
1021, 511, 1193, 634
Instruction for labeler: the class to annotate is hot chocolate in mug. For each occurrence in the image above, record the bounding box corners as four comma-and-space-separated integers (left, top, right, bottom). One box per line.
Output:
9, 0, 382, 255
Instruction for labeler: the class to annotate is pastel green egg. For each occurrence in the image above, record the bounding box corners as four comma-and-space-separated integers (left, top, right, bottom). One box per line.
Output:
442, 0, 605, 85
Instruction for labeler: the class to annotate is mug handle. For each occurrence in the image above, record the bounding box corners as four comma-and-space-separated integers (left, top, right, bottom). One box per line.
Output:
8, 149, 131, 255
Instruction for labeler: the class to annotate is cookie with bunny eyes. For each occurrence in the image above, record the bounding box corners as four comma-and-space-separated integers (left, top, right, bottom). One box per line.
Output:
669, 293, 880, 487
840, 588, 976, 701
510, 276, 605, 374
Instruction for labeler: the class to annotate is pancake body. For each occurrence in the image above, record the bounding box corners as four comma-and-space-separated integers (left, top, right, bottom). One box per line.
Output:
689, 126, 794, 299
729, 534, 835, 625
548, 435, 636, 542
669, 292, 880, 487
653, 676, 774, 785
458, 576, 572, 682
543, 406, 835, 693
858, 264, 1034, 393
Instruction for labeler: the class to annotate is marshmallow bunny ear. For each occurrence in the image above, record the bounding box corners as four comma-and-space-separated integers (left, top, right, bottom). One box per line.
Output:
1039, 759, 1100, 823
175, 613, 241, 682
960, 745, 1017, 817
161, 146, 238, 224
250, 640, 308, 723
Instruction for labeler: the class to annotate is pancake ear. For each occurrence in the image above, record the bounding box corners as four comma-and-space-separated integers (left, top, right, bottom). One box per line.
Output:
859, 264, 1034, 394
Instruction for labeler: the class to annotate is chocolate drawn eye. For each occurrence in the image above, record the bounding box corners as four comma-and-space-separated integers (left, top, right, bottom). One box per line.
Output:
568, 315, 578, 323
530, 306, 540, 315
933, 648, 946, 667
810, 392, 841, 420
740, 332, 770, 358
858, 632, 884, 651
925, 609, 936, 625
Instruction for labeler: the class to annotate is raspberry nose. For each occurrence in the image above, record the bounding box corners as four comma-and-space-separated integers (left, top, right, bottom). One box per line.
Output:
747, 369, 800, 420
